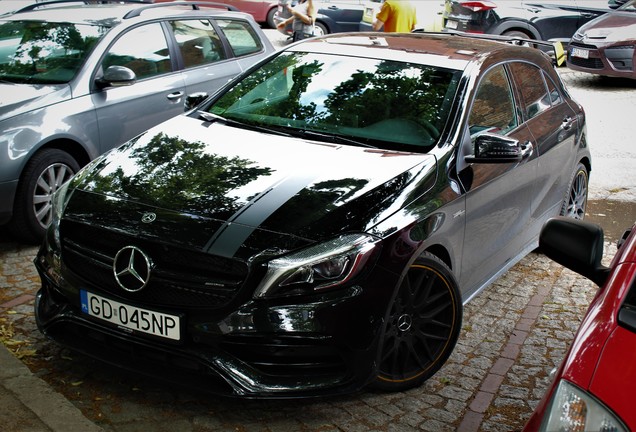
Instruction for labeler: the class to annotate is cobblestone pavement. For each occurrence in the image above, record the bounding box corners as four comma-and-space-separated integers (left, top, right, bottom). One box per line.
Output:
1, 46, 636, 431
0, 225, 607, 432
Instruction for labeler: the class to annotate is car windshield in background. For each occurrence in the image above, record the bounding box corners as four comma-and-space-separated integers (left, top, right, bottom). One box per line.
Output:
0, 20, 106, 84
206, 51, 461, 151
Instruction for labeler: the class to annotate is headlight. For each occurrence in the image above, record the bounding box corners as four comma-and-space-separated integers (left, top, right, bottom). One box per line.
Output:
540, 380, 627, 432
253, 234, 379, 299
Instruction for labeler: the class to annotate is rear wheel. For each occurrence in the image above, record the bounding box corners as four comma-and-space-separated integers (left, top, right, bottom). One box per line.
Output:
266, 7, 277, 28
374, 252, 462, 391
10, 148, 79, 243
313, 22, 328, 36
560, 162, 588, 220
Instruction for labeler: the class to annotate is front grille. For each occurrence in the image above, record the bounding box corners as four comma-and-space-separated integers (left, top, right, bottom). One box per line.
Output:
60, 221, 248, 309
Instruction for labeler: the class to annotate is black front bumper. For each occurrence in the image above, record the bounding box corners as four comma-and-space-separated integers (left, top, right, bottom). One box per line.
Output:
34, 251, 395, 399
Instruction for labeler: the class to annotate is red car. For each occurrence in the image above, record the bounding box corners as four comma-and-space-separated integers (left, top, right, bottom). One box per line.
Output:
524, 217, 636, 431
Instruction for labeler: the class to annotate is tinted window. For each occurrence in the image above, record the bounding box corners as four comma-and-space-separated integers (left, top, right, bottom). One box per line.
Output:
469, 64, 517, 136
216, 19, 262, 57
207, 51, 462, 150
509, 62, 551, 120
171, 19, 226, 69
102, 23, 171, 80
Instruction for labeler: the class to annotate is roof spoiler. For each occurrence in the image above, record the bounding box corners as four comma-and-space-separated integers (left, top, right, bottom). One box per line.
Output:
413, 30, 566, 67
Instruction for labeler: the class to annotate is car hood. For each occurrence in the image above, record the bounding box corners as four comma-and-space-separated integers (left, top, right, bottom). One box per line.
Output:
0, 83, 71, 122
576, 12, 636, 42
65, 115, 437, 259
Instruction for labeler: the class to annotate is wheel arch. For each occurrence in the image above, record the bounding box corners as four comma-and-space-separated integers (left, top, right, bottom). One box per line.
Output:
23, 138, 92, 180
491, 20, 541, 40
423, 244, 453, 271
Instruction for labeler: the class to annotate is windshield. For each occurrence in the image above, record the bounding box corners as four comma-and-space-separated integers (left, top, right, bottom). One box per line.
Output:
206, 51, 462, 151
0, 20, 107, 84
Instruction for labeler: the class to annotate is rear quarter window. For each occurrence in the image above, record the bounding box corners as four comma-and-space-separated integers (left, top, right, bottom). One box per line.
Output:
216, 19, 262, 57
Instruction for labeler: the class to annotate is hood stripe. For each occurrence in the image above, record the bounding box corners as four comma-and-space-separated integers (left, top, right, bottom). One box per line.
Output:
204, 172, 319, 257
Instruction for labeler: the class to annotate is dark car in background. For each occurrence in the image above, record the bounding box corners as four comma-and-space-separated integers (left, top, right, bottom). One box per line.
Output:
568, 0, 636, 79
0, 0, 275, 243
35, 31, 591, 398
523, 217, 636, 431
442, 0, 612, 43
275, 0, 368, 36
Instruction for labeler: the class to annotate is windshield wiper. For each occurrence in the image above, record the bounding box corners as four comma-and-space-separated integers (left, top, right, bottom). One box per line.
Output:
291, 128, 377, 149
197, 111, 292, 137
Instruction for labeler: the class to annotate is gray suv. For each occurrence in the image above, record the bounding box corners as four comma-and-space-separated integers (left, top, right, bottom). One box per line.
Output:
0, 0, 275, 242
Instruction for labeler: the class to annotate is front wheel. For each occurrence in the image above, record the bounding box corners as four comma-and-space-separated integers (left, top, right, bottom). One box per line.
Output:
560, 162, 588, 220
10, 148, 80, 243
374, 252, 462, 392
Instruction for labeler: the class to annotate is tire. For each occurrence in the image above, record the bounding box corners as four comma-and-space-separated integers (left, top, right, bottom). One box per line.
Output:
374, 252, 462, 392
502, 30, 535, 48
9, 148, 80, 243
313, 21, 328, 36
560, 162, 588, 220
266, 7, 277, 29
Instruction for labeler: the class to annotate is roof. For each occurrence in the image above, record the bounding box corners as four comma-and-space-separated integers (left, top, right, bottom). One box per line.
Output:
289, 32, 548, 71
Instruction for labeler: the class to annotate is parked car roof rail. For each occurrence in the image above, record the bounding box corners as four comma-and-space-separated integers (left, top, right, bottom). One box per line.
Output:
122, 1, 239, 19
11, 0, 151, 15
415, 29, 566, 66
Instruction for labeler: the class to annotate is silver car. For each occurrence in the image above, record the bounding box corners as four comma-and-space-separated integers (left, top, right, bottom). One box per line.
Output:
0, 0, 275, 242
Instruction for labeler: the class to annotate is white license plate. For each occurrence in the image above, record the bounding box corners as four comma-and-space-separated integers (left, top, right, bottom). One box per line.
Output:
571, 47, 589, 59
81, 290, 181, 341
446, 20, 458, 30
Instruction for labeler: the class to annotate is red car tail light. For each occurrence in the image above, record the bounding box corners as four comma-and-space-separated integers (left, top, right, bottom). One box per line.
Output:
459, 1, 497, 12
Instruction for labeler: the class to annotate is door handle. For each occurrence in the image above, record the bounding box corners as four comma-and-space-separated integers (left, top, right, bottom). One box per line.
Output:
561, 116, 575, 131
167, 91, 184, 101
521, 141, 533, 159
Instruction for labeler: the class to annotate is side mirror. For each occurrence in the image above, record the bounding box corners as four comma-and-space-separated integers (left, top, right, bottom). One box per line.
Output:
465, 133, 531, 163
96, 65, 136, 88
539, 217, 610, 287
185, 92, 209, 111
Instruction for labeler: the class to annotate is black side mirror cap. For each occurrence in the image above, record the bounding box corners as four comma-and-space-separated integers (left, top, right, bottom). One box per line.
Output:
185, 92, 209, 111
539, 217, 610, 287
464, 133, 528, 164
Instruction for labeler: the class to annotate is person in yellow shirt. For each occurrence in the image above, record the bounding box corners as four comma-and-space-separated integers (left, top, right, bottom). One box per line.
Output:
372, 0, 417, 33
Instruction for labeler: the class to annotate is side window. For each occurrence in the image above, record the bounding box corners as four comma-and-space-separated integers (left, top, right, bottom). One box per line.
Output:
171, 20, 226, 69
102, 23, 171, 80
544, 73, 563, 106
509, 62, 551, 120
468, 64, 517, 136
216, 19, 262, 57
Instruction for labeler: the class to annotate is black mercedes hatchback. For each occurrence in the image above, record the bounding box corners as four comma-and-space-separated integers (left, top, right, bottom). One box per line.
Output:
35, 32, 591, 398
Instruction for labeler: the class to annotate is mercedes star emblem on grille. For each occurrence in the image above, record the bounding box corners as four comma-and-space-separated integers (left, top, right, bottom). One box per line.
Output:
113, 246, 153, 292
141, 212, 156, 223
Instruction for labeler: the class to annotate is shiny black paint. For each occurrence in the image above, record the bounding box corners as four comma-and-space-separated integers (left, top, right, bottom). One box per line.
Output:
34, 33, 591, 398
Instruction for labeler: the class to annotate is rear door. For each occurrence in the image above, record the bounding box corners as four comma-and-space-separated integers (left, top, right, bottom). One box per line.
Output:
508, 61, 579, 223
524, 0, 580, 41
172, 18, 268, 97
